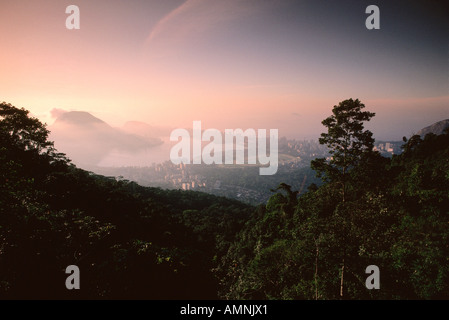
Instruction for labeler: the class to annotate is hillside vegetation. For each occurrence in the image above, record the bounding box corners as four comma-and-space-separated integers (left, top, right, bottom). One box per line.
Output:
1, 101, 448, 299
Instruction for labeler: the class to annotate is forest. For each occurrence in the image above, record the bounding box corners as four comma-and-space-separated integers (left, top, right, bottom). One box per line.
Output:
0, 100, 448, 299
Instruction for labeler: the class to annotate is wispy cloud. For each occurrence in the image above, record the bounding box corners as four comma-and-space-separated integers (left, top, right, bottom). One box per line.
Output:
145, 0, 271, 47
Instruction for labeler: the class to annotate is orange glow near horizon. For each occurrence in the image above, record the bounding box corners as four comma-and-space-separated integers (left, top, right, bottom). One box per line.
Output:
1, 0, 448, 142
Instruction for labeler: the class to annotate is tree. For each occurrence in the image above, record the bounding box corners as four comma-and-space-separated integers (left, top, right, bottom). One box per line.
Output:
269, 183, 299, 216
0, 102, 68, 168
311, 99, 375, 202
311, 98, 376, 298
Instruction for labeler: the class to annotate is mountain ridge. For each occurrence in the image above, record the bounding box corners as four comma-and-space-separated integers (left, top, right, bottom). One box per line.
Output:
417, 119, 449, 137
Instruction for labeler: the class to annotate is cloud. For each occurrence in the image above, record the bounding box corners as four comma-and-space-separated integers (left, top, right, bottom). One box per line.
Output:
145, 0, 270, 47
50, 108, 68, 119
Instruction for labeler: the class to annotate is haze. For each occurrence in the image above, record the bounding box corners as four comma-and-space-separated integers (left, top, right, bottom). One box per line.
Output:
1, 0, 448, 166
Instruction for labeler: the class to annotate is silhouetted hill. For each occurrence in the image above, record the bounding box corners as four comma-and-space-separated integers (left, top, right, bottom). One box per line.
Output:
417, 119, 449, 137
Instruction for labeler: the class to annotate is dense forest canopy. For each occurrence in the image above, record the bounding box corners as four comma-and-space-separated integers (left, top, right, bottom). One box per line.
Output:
1, 101, 448, 299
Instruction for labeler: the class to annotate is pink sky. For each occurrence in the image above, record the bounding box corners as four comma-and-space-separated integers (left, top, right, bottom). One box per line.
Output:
1, 0, 448, 141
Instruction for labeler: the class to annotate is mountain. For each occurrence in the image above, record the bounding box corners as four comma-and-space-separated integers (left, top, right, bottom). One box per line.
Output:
417, 119, 449, 137
49, 111, 163, 167
55, 111, 106, 126
4, 101, 449, 300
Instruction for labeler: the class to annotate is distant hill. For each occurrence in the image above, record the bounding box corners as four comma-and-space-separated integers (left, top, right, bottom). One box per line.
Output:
49, 111, 163, 167
417, 119, 449, 137
55, 111, 106, 126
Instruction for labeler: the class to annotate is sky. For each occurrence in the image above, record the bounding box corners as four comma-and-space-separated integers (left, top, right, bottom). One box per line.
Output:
1, 0, 448, 143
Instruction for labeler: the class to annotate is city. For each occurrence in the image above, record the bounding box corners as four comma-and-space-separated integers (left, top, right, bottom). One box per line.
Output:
92, 137, 403, 205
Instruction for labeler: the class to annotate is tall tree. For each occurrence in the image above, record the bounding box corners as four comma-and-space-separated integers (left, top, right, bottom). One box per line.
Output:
311, 98, 375, 202
311, 98, 375, 298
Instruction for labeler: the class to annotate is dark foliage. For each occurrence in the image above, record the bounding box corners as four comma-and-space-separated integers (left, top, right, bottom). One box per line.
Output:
1, 101, 448, 299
